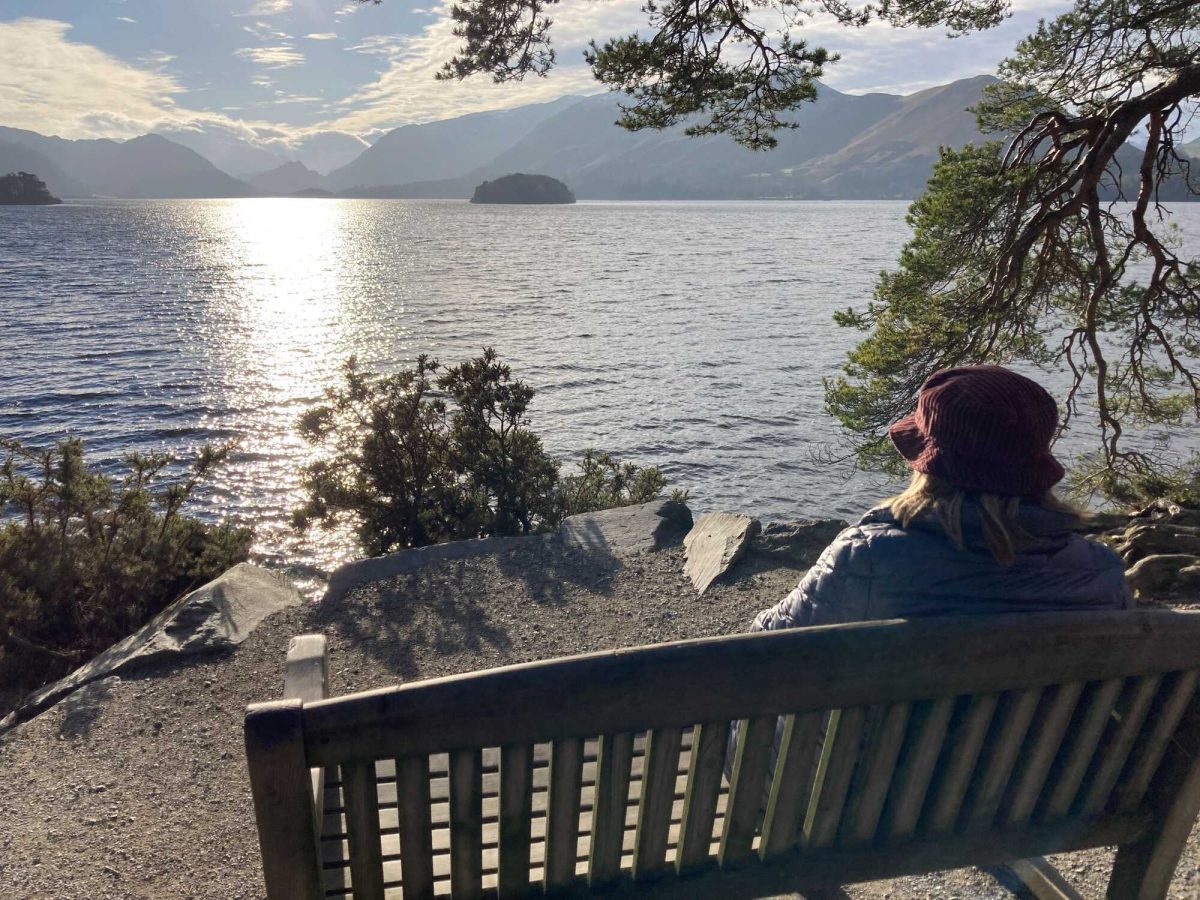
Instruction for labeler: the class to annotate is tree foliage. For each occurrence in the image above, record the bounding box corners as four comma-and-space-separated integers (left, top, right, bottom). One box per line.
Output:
295, 350, 668, 554
826, 0, 1200, 503
365, 0, 1009, 150
0, 438, 251, 712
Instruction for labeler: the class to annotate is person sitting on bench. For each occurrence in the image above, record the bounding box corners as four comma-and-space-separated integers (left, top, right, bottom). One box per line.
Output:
755, 365, 1131, 633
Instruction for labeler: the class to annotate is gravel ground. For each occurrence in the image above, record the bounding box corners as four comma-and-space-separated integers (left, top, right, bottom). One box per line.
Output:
2, 537, 1198, 899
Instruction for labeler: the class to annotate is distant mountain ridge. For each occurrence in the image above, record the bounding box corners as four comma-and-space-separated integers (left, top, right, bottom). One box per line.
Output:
8, 75, 1188, 202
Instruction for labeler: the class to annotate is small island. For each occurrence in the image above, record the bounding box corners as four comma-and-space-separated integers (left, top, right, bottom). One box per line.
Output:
0, 172, 61, 205
471, 173, 575, 205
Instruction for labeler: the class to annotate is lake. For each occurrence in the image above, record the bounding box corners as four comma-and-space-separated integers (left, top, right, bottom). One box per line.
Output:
3, 198, 1198, 586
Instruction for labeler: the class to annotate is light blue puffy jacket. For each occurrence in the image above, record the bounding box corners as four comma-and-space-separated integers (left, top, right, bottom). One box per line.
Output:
752, 502, 1131, 632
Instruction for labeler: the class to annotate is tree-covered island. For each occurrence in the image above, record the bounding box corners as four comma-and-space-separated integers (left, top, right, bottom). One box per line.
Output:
0, 172, 60, 205
471, 173, 576, 204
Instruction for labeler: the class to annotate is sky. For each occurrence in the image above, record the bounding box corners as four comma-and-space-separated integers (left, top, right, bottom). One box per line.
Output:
0, 0, 1074, 150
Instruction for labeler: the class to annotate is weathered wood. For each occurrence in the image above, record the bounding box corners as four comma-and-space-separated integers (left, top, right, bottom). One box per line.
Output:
804, 707, 867, 850
498, 744, 532, 900
1115, 669, 1199, 814
244, 699, 324, 900
1080, 675, 1162, 817
449, 748, 483, 899
633, 727, 684, 880
1039, 678, 1124, 822
670, 720, 724, 875
301, 612, 1200, 766
342, 759, 385, 900
545, 737, 584, 893
719, 716, 775, 867
882, 697, 955, 841
759, 712, 823, 861
841, 702, 912, 846
282, 634, 330, 838
924, 693, 999, 834
961, 688, 1042, 833
1107, 692, 1200, 899
395, 754, 435, 900
1004, 857, 1086, 900
1001, 683, 1085, 827
589, 732, 634, 888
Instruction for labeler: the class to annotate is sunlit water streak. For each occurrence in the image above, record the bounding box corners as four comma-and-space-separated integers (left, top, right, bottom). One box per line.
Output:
3, 198, 1198, 591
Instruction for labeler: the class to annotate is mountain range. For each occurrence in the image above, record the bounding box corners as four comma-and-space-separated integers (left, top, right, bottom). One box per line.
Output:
3, 75, 1197, 202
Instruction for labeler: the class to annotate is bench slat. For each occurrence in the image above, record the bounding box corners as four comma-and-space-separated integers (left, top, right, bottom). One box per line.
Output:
633, 726, 683, 880
1080, 675, 1161, 816
1115, 669, 1200, 813
395, 754, 435, 900
1001, 682, 1085, 827
496, 744, 535, 897
841, 702, 912, 846
759, 712, 822, 861
882, 697, 955, 841
804, 707, 867, 850
545, 738, 584, 892
449, 749, 483, 899
1039, 678, 1124, 822
342, 760, 385, 900
961, 687, 1042, 832
924, 693, 999, 833
589, 732, 634, 888
719, 716, 775, 867
676, 720, 730, 874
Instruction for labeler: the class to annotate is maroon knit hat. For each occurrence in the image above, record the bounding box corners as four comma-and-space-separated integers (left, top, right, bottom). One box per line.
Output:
887, 365, 1065, 497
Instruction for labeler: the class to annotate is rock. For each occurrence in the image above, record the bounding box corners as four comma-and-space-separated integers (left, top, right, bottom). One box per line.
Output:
1115, 524, 1200, 564
683, 512, 762, 595
1135, 499, 1200, 528
1075, 511, 1135, 535
751, 518, 848, 568
326, 534, 551, 598
558, 499, 693, 556
1, 563, 300, 731
1125, 553, 1200, 596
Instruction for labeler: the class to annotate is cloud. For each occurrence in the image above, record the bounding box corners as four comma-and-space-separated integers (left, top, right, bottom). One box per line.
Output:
241, 0, 292, 16
235, 45, 306, 67
305, 32, 338, 40
116, 16, 136, 24
323, 0, 644, 132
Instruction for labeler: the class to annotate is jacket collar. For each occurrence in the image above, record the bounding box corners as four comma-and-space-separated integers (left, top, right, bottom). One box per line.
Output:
860, 501, 1080, 553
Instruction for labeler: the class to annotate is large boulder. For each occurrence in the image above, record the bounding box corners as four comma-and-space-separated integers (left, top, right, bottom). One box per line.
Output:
751, 518, 848, 568
1, 563, 300, 731
684, 512, 762, 595
558, 499, 693, 556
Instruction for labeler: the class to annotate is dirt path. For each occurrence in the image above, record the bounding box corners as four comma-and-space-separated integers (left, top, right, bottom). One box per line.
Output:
2, 538, 1197, 898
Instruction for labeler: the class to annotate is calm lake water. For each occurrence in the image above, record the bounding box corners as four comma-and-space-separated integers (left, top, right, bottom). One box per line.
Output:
3, 198, 1198, 586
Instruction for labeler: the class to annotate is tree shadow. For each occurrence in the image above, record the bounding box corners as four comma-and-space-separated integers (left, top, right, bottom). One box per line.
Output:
55, 675, 120, 740
491, 530, 623, 607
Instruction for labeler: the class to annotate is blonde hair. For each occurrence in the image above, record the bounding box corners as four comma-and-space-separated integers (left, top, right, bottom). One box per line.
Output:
886, 472, 1083, 565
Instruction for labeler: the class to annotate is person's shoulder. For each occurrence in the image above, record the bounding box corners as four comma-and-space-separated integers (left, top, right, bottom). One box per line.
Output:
1066, 531, 1127, 572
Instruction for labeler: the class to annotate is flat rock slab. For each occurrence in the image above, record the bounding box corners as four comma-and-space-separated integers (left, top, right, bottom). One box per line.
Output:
751, 518, 848, 568
2, 562, 300, 731
684, 512, 762, 595
558, 499, 693, 556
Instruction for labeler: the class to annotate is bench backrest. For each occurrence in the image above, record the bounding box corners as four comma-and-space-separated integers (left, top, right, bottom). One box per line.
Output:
245, 610, 1200, 899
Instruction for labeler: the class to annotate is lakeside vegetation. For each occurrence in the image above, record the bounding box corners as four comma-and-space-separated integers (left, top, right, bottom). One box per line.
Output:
0, 439, 250, 714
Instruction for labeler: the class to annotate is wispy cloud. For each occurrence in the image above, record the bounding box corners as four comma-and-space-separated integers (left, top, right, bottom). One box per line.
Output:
115, 16, 136, 24
241, 0, 292, 16
305, 32, 338, 40
236, 45, 305, 68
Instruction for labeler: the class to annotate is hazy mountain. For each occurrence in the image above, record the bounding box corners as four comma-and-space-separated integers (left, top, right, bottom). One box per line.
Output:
0, 127, 250, 198
249, 160, 328, 194
0, 139, 90, 197
159, 128, 290, 180
325, 95, 583, 191
292, 131, 370, 175
1181, 137, 1200, 160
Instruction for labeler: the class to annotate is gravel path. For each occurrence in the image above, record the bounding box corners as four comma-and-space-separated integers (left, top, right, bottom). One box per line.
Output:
2, 537, 1198, 898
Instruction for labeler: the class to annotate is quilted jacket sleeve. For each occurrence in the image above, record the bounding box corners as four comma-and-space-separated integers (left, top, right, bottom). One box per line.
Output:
751, 526, 874, 632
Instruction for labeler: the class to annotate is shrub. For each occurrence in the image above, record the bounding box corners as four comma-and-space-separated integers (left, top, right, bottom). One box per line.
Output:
0, 438, 251, 713
295, 349, 671, 554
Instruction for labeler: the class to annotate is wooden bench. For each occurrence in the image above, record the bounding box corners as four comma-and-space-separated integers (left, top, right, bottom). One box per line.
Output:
244, 611, 1200, 899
